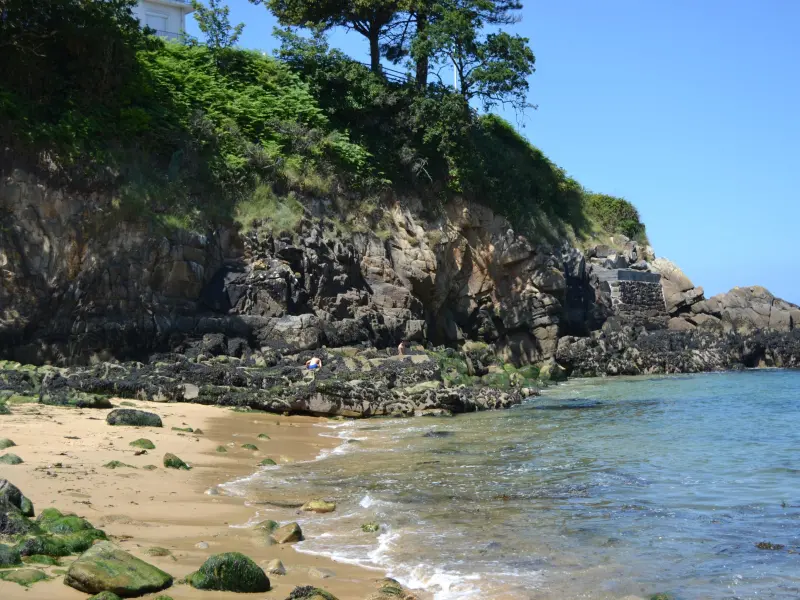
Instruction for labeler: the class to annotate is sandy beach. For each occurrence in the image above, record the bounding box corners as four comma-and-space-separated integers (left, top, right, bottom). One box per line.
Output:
0, 399, 402, 599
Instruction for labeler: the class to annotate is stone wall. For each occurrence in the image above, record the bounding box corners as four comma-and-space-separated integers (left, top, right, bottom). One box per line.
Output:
605, 270, 669, 329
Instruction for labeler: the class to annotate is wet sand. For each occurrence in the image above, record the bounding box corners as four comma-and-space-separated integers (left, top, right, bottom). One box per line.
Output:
0, 398, 394, 599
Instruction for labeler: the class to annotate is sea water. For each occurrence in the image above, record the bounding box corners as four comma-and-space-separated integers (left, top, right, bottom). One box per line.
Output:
223, 370, 800, 599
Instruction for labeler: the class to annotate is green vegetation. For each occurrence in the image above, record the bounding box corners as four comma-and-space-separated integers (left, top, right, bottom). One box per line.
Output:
0, 0, 645, 248
163, 453, 191, 470
0, 568, 48, 587
361, 522, 380, 533
241, 443, 259, 451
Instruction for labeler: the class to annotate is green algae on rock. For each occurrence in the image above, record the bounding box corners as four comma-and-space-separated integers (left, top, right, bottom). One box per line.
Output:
241, 443, 258, 451
361, 522, 380, 533
0, 453, 23, 465
286, 585, 338, 600
0, 567, 48, 587
271, 522, 303, 544
64, 541, 173, 596
163, 453, 190, 470
215, 445, 228, 453
0, 438, 16, 450
0, 479, 34, 517
257, 433, 270, 440
254, 519, 279, 533
37, 508, 96, 534
17, 528, 107, 557
22, 553, 59, 565
88, 592, 124, 600
301, 499, 336, 514
188, 552, 270, 592
144, 547, 174, 559
103, 461, 136, 469
0, 543, 22, 567
171, 427, 193, 433
129, 439, 155, 450
106, 409, 163, 427
259, 458, 277, 466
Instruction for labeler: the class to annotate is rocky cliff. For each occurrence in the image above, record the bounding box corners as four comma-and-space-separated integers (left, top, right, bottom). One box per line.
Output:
2, 169, 800, 393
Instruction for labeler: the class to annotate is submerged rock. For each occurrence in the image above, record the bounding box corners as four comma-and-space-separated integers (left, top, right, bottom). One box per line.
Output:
367, 578, 419, 600
106, 409, 162, 427
64, 541, 173, 596
301, 500, 336, 514
188, 552, 270, 592
271, 522, 303, 544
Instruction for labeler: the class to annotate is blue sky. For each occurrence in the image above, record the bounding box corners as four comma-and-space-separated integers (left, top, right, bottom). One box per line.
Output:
187, 1, 800, 303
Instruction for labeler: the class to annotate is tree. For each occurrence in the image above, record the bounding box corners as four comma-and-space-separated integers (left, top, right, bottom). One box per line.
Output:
252, 0, 401, 73
191, 0, 244, 51
416, 0, 535, 112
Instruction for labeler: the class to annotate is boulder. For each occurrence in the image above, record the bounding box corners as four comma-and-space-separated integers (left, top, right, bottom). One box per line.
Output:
538, 358, 566, 382
129, 439, 155, 450
0, 542, 22, 567
64, 541, 173, 597
188, 552, 270, 592
163, 453, 190, 470
265, 558, 285, 575
106, 409, 162, 427
301, 500, 336, 514
0, 568, 48, 587
651, 258, 695, 292
0, 438, 16, 450
668, 317, 695, 331
0, 479, 34, 516
271, 522, 303, 544
286, 586, 338, 600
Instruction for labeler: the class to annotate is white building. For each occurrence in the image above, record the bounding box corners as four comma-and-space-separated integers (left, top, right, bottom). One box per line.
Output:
133, 0, 194, 41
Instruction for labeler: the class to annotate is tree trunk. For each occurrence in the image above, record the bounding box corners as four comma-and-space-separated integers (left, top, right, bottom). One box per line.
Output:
415, 12, 428, 88
369, 29, 381, 73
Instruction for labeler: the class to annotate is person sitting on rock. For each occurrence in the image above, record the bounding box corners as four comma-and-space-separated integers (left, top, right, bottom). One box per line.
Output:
305, 357, 322, 370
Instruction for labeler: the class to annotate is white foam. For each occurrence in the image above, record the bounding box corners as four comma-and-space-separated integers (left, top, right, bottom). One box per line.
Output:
360, 494, 374, 508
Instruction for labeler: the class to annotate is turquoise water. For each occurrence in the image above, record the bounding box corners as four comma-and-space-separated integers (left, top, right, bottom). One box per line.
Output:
227, 371, 800, 599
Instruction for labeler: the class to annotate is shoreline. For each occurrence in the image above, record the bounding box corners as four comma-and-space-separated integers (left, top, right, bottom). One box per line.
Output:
0, 398, 416, 599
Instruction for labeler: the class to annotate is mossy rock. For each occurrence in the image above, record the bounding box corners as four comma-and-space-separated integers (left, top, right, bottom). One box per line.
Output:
37, 509, 96, 535
271, 522, 302, 544
188, 552, 270, 592
0, 507, 36, 535
0, 453, 23, 465
163, 453, 190, 470
361, 522, 380, 533
64, 541, 173, 596
129, 439, 155, 450
257, 434, 270, 440
23, 554, 59, 565
40, 392, 113, 409
301, 499, 336, 514
88, 592, 124, 600
287, 586, 338, 600
0, 438, 16, 450
106, 409, 163, 428
254, 520, 279, 533
241, 443, 258, 451
0, 543, 22, 567
0, 567, 48, 587
19, 496, 34, 517
215, 446, 227, 453
171, 427, 193, 433
19, 530, 107, 557
259, 458, 277, 466
0, 402, 10, 415
6, 394, 38, 404
104, 461, 136, 470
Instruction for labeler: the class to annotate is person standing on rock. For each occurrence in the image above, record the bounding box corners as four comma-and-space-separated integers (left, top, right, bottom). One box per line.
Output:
305, 357, 322, 371
398, 341, 407, 356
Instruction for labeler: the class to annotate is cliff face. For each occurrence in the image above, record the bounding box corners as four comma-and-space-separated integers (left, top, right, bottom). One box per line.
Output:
2, 169, 799, 375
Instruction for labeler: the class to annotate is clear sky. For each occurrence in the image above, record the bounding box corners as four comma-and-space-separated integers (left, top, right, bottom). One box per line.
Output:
187, 1, 800, 303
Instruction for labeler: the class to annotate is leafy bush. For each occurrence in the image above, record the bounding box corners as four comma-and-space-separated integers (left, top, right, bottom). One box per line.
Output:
585, 193, 648, 242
